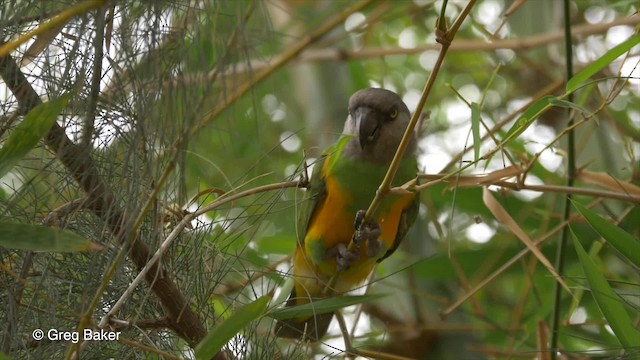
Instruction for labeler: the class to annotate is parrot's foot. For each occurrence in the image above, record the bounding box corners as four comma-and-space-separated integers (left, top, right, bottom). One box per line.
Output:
353, 210, 382, 258
334, 243, 360, 271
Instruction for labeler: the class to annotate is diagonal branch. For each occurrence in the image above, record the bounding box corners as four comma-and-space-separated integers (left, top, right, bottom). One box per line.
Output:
0, 50, 206, 346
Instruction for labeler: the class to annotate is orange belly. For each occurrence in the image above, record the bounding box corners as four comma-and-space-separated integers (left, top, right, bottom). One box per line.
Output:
297, 174, 414, 297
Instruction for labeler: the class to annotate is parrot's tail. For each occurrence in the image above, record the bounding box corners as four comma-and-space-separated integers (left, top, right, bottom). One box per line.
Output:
273, 288, 334, 341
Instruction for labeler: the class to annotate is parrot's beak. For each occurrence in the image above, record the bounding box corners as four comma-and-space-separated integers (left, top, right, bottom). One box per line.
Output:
356, 106, 381, 149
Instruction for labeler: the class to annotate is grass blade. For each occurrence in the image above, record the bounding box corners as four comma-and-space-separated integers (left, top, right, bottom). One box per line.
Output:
270, 294, 385, 321
0, 94, 71, 178
0, 223, 103, 252
195, 295, 271, 360
504, 95, 554, 141
566, 34, 640, 93
571, 228, 640, 349
572, 200, 640, 268
471, 102, 481, 162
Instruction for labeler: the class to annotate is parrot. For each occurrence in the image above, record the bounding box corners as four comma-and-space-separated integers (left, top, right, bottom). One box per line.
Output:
274, 88, 419, 341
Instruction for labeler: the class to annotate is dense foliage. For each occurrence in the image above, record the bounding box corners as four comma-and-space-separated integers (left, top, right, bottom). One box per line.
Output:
0, 0, 638, 359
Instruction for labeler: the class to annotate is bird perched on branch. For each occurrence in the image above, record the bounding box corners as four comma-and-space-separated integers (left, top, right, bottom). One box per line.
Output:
275, 88, 419, 340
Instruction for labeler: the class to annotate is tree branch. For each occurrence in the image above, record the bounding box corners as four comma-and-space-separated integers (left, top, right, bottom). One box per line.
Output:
0, 50, 207, 347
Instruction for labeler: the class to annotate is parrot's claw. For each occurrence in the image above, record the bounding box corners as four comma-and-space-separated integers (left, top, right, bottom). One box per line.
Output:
353, 210, 382, 258
367, 237, 382, 258
335, 243, 360, 271
354, 210, 367, 231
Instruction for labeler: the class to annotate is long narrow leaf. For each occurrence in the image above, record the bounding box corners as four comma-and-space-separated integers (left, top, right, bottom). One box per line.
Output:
504, 95, 554, 141
471, 102, 481, 162
572, 201, 640, 268
482, 187, 571, 293
0, 223, 102, 252
566, 34, 640, 93
195, 295, 271, 360
0, 94, 71, 178
571, 228, 640, 349
270, 294, 385, 321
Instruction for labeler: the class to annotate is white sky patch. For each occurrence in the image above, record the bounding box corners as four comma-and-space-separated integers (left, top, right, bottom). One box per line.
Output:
261, 94, 278, 113
226, 334, 248, 359
569, 306, 587, 325
345, 12, 366, 32
398, 27, 417, 49
576, 36, 608, 64
495, 48, 515, 62
513, 174, 544, 201
262, 93, 287, 123
466, 222, 494, 244
476, 0, 502, 25
262, 93, 287, 122
403, 72, 427, 91
0, 172, 24, 195
584, 6, 615, 24
483, 89, 502, 108
418, 149, 451, 174
506, 98, 531, 114
475, 0, 504, 34
606, 26, 635, 49
402, 90, 422, 113
271, 107, 287, 122
320, 308, 371, 358
284, 163, 298, 178
523, 124, 563, 172
443, 125, 473, 153
419, 50, 439, 71
93, 112, 133, 148
619, 56, 640, 92
381, 79, 398, 94
186, 203, 214, 230
459, 84, 481, 104
0, 6, 172, 152
538, 147, 563, 172
280, 131, 301, 153
444, 100, 471, 126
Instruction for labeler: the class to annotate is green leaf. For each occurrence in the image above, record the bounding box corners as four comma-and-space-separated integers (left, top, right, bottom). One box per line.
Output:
571, 228, 640, 349
0, 94, 71, 178
548, 97, 590, 115
471, 102, 480, 162
195, 295, 271, 360
572, 201, 640, 268
504, 95, 555, 141
269, 294, 385, 321
0, 223, 103, 252
567, 34, 640, 93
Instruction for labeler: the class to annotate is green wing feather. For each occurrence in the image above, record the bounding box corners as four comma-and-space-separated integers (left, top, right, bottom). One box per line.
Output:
296, 147, 330, 246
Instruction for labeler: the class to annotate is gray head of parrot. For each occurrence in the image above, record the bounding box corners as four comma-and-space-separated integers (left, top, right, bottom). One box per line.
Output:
343, 88, 415, 163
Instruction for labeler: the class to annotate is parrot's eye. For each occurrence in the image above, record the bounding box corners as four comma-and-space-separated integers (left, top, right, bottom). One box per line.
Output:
389, 108, 398, 119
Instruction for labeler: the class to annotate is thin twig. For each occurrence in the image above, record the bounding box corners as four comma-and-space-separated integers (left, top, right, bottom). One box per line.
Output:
0, 0, 107, 57
408, 172, 640, 203
81, 6, 105, 147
